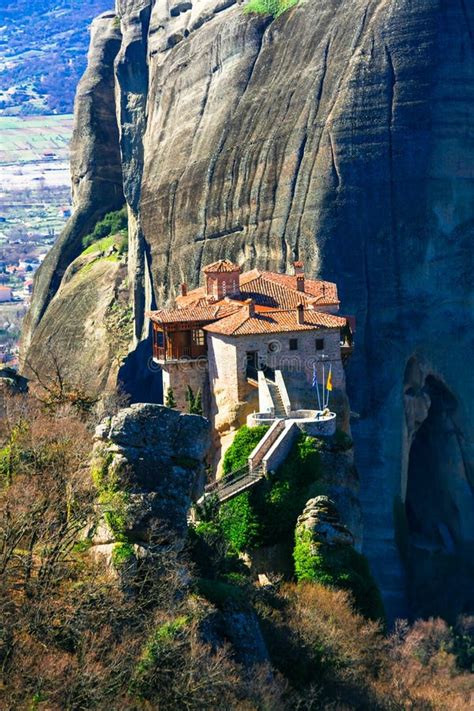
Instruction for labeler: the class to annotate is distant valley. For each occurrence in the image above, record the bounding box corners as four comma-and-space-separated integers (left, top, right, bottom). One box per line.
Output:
0, 0, 112, 115
0, 115, 73, 365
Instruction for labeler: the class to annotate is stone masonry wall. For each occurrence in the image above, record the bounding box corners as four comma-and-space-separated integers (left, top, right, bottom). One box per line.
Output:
162, 360, 209, 414
226, 328, 344, 400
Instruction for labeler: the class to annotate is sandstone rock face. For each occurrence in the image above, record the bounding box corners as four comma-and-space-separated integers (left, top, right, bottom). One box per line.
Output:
296, 496, 355, 548
23, 0, 474, 619
93, 403, 211, 540
21, 11, 125, 359
23, 250, 130, 395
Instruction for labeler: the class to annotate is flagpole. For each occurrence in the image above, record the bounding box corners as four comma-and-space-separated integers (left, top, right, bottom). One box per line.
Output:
322, 361, 325, 411
314, 363, 322, 410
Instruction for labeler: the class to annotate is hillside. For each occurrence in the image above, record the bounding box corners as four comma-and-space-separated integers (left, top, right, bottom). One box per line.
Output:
21, 0, 474, 626
0, 0, 112, 115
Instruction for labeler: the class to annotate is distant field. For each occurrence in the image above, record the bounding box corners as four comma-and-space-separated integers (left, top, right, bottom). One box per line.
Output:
0, 115, 73, 165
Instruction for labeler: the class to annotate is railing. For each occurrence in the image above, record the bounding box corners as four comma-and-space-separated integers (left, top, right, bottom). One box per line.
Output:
153, 343, 207, 362
203, 465, 265, 503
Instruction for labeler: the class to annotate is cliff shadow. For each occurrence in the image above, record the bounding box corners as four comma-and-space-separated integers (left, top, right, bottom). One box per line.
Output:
398, 360, 474, 621
118, 337, 163, 405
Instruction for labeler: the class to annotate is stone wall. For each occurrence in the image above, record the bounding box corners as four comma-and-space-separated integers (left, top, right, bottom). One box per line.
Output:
209, 328, 344, 402
262, 422, 299, 474
161, 359, 209, 413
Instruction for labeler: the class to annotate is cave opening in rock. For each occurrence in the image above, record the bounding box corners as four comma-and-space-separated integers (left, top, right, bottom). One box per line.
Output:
402, 365, 474, 619
405, 375, 460, 553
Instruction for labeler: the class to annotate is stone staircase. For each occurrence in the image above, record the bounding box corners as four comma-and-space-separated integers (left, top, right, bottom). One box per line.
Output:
267, 380, 287, 418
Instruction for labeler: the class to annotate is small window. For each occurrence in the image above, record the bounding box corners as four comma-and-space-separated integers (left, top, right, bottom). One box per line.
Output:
316, 338, 325, 351
289, 338, 298, 351
192, 329, 205, 346
222, 280, 227, 296
156, 331, 164, 347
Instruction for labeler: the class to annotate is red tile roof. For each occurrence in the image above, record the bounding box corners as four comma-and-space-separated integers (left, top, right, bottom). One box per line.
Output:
259, 271, 339, 305
203, 308, 347, 336
148, 302, 242, 325
203, 259, 241, 274
175, 268, 339, 310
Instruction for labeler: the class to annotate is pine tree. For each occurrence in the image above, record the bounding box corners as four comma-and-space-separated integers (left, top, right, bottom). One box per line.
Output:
165, 387, 177, 409
185, 386, 195, 414
185, 386, 203, 415
192, 389, 203, 416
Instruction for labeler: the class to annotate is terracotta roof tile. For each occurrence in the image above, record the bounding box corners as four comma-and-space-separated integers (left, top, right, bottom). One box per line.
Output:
203, 259, 241, 274
148, 302, 242, 325
203, 308, 347, 336
161, 266, 339, 318
260, 271, 339, 304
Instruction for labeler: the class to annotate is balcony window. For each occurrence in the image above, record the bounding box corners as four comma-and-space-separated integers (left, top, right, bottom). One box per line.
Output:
192, 329, 205, 346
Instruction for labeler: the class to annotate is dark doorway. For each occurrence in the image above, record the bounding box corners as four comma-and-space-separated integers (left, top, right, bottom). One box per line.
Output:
246, 351, 259, 380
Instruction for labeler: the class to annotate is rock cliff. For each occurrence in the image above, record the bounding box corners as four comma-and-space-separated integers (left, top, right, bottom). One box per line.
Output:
21, 0, 474, 620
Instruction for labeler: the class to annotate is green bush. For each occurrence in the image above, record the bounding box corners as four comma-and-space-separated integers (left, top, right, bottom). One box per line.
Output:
222, 425, 269, 474
293, 531, 385, 622
219, 432, 323, 553
219, 491, 262, 552
244, 0, 299, 19
196, 578, 247, 609
132, 616, 189, 690
82, 207, 128, 250
112, 542, 135, 568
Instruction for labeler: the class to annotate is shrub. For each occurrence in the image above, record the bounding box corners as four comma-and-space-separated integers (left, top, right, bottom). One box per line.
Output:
81, 207, 128, 250
244, 0, 299, 19
196, 578, 247, 609
165, 387, 177, 409
219, 431, 322, 552
219, 490, 262, 552
112, 542, 135, 568
185, 386, 203, 416
293, 530, 385, 622
222, 424, 269, 474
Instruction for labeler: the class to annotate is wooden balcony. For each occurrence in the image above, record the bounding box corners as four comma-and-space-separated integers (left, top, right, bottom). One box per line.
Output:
153, 342, 207, 363
152, 324, 208, 363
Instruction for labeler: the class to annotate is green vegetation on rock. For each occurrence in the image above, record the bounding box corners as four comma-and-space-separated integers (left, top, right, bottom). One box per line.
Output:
293, 529, 385, 622
222, 424, 269, 474
244, 0, 299, 19
219, 429, 322, 552
112, 542, 135, 568
82, 207, 128, 251
91, 447, 130, 542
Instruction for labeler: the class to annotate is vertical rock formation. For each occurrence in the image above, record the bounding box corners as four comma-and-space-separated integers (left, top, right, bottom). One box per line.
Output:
22, 0, 474, 619
91, 403, 211, 565
21, 11, 124, 358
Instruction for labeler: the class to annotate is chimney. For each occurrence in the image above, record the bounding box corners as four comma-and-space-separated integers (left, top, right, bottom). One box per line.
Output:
297, 303, 304, 324
294, 260, 304, 275
296, 274, 305, 292
181, 283, 188, 297
244, 298, 255, 318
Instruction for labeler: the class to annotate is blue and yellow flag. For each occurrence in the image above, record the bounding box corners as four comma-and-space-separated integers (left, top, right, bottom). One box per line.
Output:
326, 367, 333, 392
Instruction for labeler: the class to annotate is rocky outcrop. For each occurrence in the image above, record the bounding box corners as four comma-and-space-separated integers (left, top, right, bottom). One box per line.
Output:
21, 11, 125, 359
23, 0, 474, 619
296, 496, 354, 548
23, 248, 130, 395
92, 404, 210, 548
